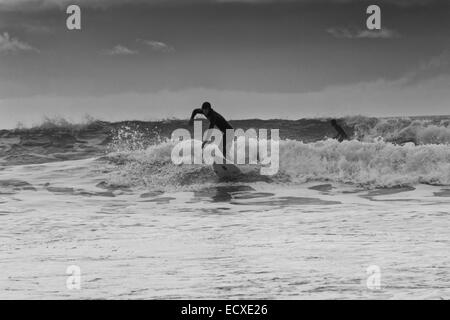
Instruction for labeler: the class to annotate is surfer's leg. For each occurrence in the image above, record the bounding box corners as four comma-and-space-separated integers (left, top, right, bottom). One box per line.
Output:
222, 132, 227, 158
222, 132, 232, 162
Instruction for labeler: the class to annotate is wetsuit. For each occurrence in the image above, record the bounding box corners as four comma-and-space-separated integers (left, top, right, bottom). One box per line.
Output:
190, 108, 233, 156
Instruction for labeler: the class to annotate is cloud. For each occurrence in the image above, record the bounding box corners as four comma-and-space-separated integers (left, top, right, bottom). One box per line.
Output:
419, 50, 450, 70
105, 40, 175, 56
327, 27, 400, 39
23, 24, 53, 34
104, 40, 174, 56
105, 45, 138, 56
138, 39, 175, 53
0, 32, 38, 54
0, 0, 443, 11
402, 50, 450, 84
218, 0, 442, 4
2, 73, 450, 130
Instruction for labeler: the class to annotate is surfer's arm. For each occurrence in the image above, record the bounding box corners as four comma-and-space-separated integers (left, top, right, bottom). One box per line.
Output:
189, 109, 204, 125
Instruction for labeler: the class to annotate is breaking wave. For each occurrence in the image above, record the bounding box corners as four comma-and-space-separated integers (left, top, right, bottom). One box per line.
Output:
2, 115, 450, 189
104, 138, 450, 190
347, 116, 450, 145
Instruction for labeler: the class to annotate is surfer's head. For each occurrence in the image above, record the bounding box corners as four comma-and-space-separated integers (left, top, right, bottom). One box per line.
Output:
330, 119, 338, 127
201, 102, 212, 115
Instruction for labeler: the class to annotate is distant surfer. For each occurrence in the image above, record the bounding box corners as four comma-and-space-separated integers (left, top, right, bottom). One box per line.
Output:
189, 102, 233, 158
330, 119, 349, 142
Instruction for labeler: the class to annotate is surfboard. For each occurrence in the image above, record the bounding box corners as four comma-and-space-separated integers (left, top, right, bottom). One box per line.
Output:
212, 162, 241, 179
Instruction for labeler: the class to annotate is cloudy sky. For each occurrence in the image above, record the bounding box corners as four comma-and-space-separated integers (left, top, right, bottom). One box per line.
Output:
0, 0, 449, 128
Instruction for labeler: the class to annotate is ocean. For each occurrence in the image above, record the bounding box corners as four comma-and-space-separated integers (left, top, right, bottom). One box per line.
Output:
1, 116, 449, 299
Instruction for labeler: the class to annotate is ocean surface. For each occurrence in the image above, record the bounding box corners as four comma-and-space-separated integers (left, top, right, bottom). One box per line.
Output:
1, 116, 449, 299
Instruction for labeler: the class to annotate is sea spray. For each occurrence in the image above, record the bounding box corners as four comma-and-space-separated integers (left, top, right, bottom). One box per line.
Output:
346, 116, 450, 145
105, 138, 450, 190
3, 117, 450, 188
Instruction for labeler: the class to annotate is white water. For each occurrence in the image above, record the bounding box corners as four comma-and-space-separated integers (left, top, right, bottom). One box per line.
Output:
1, 158, 449, 299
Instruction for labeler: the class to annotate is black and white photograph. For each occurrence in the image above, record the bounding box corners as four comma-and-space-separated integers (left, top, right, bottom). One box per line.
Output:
0, 0, 449, 302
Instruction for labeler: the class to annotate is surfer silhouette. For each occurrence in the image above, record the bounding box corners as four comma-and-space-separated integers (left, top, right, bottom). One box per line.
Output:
331, 119, 349, 142
189, 102, 233, 158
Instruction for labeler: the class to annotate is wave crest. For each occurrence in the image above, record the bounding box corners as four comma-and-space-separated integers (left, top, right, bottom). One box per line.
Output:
279, 139, 450, 187
104, 138, 450, 190
347, 116, 450, 145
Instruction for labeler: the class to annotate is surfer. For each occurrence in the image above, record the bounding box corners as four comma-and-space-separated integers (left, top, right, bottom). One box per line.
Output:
189, 102, 233, 158
331, 119, 349, 142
